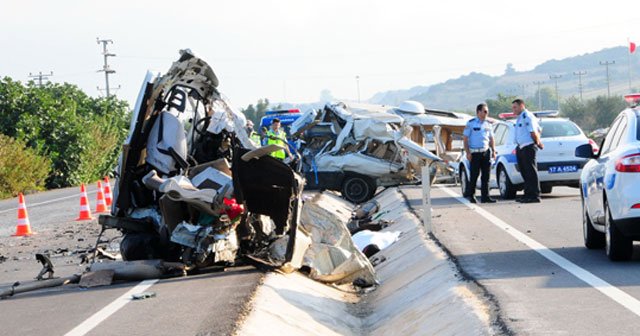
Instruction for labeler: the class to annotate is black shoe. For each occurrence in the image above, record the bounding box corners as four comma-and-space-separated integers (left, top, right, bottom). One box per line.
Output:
520, 198, 541, 203
467, 196, 477, 203
480, 197, 496, 203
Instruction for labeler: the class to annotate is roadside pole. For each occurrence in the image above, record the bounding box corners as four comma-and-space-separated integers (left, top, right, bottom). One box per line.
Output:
422, 165, 432, 233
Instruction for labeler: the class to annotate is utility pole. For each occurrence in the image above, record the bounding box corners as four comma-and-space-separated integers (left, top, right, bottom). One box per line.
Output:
549, 74, 562, 110
533, 80, 544, 110
28, 71, 53, 87
573, 70, 587, 101
600, 60, 615, 97
356, 75, 361, 103
518, 83, 528, 98
97, 37, 118, 97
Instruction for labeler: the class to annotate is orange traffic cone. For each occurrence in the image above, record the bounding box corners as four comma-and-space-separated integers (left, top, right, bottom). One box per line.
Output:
95, 181, 108, 213
103, 176, 112, 207
13, 193, 35, 236
76, 183, 94, 221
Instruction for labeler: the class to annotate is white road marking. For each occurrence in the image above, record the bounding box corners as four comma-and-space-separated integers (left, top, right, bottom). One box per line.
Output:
440, 186, 640, 318
64, 279, 158, 336
0, 190, 98, 214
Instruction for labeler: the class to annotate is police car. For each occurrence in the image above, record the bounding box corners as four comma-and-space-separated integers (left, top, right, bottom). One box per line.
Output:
459, 110, 595, 198
259, 108, 302, 150
577, 94, 640, 261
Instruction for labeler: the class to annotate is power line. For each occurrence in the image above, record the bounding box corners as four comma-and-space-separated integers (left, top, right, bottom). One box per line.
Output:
600, 60, 615, 97
573, 70, 587, 101
549, 74, 562, 109
97, 37, 120, 97
28, 71, 53, 87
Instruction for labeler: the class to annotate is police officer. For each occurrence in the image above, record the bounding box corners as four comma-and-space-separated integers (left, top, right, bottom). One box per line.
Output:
463, 103, 497, 203
512, 99, 544, 203
246, 120, 261, 145
265, 118, 290, 160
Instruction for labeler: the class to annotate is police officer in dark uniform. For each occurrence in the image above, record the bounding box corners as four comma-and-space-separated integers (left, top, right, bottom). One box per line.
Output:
463, 103, 497, 203
512, 99, 544, 203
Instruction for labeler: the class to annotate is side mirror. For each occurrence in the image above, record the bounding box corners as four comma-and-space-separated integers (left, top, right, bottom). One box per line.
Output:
575, 143, 595, 159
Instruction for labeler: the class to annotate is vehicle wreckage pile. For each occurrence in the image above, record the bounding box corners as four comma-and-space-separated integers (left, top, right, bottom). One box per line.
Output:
1, 50, 387, 299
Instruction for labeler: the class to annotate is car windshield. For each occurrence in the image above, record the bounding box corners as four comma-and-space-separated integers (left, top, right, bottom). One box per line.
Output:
540, 120, 581, 138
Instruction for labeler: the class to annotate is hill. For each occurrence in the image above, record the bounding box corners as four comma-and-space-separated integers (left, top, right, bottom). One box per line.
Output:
368, 46, 640, 111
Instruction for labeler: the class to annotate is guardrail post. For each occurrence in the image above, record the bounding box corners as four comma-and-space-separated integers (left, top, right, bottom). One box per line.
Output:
422, 165, 432, 233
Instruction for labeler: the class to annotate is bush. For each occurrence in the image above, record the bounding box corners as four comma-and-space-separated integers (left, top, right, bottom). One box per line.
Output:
0, 134, 51, 198
0, 77, 130, 189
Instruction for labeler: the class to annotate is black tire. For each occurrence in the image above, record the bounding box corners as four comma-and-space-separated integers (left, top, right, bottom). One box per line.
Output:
342, 175, 375, 204
497, 166, 517, 199
460, 167, 468, 196
582, 197, 605, 249
541, 184, 553, 194
605, 198, 633, 261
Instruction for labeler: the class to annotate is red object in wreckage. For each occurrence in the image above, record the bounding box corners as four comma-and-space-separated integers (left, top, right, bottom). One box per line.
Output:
223, 198, 245, 220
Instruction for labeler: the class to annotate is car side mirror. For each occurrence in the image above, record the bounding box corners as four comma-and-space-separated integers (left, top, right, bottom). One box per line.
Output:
575, 143, 595, 159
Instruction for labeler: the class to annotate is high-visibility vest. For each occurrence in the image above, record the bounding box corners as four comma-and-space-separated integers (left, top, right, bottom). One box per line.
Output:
249, 131, 261, 145
266, 130, 287, 159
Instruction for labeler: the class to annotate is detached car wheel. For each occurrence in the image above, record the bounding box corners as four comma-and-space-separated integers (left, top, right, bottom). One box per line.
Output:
498, 166, 516, 199
582, 198, 604, 249
605, 199, 633, 261
342, 176, 375, 204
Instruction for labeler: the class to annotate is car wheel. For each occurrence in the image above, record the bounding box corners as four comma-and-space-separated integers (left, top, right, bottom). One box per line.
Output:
605, 198, 633, 261
541, 184, 553, 194
342, 176, 374, 204
498, 166, 516, 199
460, 168, 468, 196
582, 197, 604, 249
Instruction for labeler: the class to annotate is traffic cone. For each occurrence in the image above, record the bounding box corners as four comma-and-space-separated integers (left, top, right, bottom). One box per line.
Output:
13, 193, 35, 236
103, 176, 112, 207
95, 181, 108, 213
76, 183, 94, 221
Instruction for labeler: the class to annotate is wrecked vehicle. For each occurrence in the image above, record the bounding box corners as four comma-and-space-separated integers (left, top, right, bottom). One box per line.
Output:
290, 102, 441, 204
391, 100, 472, 184
100, 49, 308, 271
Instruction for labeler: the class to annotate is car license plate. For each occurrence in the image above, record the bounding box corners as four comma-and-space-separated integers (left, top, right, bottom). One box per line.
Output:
548, 165, 578, 173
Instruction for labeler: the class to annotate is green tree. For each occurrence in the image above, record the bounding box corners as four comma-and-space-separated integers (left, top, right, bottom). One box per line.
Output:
560, 95, 627, 132
0, 77, 130, 189
241, 98, 273, 127
485, 93, 534, 115
531, 87, 558, 111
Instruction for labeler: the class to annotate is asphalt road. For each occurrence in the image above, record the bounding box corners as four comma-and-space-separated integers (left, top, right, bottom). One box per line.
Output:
401, 184, 640, 335
0, 185, 262, 336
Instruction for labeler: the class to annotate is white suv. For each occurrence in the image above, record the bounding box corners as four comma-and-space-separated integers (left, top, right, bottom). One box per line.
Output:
460, 112, 595, 198
578, 96, 640, 261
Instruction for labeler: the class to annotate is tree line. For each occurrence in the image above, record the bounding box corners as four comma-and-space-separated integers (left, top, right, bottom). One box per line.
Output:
0, 77, 130, 197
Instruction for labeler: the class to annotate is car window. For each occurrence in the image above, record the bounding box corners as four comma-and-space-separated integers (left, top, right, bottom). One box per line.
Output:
539, 120, 581, 138
493, 124, 506, 146
613, 116, 628, 148
600, 116, 623, 156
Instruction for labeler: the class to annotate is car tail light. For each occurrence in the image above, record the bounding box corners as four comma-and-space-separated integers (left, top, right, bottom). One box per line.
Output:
588, 139, 599, 155
615, 153, 640, 172
632, 203, 640, 209
511, 149, 516, 155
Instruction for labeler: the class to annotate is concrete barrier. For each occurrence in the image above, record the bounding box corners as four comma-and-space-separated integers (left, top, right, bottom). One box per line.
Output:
237, 187, 497, 335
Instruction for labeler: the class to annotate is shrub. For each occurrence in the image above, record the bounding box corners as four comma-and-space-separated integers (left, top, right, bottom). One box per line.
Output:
0, 134, 51, 198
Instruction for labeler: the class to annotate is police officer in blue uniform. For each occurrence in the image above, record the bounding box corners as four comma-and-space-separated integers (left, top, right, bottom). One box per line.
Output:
463, 103, 497, 203
512, 99, 544, 203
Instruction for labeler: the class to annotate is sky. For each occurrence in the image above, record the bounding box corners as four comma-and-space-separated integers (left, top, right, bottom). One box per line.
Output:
1, 0, 639, 109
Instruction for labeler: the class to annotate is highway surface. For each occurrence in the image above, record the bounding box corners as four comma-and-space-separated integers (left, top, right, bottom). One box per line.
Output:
0, 185, 262, 336
401, 185, 640, 335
